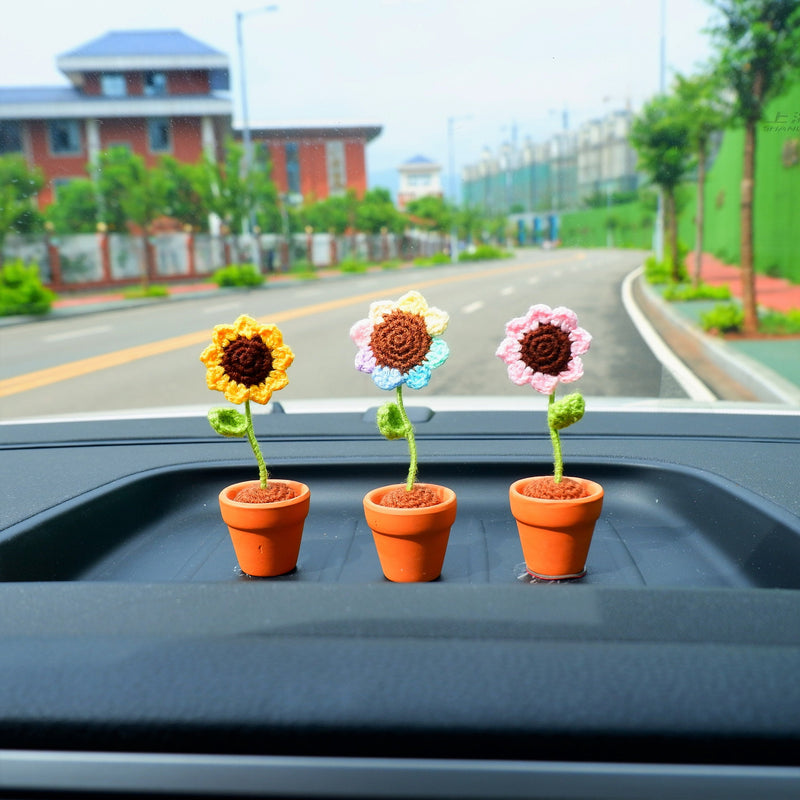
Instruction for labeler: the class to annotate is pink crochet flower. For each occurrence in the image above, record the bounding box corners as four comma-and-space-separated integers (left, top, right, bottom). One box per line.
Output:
496, 304, 591, 394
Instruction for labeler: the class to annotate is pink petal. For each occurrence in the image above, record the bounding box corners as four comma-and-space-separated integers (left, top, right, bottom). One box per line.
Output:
558, 357, 584, 383
504, 314, 534, 337
495, 336, 521, 365
569, 327, 592, 355
350, 318, 373, 348
549, 306, 578, 331
531, 372, 559, 394
506, 359, 532, 385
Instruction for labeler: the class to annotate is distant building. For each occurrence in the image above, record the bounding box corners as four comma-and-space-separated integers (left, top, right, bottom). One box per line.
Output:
0, 29, 382, 211
397, 154, 443, 211
461, 109, 639, 217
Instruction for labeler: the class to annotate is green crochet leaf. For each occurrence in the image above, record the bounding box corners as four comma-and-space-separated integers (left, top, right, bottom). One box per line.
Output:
376, 401, 409, 440
208, 407, 248, 437
548, 392, 585, 431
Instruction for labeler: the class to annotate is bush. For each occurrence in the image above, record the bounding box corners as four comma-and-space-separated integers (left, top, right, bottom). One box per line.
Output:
211, 264, 264, 287
662, 282, 732, 302
700, 303, 744, 335
644, 253, 689, 284
413, 252, 451, 267
0, 259, 55, 316
338, 258, 368, 273
123, 284, 169, 299
459, 245, 512, 262
759, 308, 800, 335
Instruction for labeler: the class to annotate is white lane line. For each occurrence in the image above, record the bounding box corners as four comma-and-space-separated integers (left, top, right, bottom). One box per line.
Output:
461, 301, 485, 314
527, 276, 540, 285
202, 302, 242, 314
621, 266, 717, 402
43, 325, 112, 343
500, 286, 515, 296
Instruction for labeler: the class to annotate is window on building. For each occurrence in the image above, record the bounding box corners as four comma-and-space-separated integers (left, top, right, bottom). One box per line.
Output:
147, 118, 171, 152
0, 120, 22, 154
285, 142, 300, 195
100, 73, 127, 97
48, 120, 81, 155
144, 71, 168, 97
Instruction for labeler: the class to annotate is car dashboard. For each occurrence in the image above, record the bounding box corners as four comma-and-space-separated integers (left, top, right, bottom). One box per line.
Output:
1, 402, 800, 798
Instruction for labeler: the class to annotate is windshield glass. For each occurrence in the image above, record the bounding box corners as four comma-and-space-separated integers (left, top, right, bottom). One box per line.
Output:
1, 0, 798, 420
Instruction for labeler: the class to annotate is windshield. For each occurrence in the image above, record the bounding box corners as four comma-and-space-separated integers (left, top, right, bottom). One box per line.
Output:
1, 0, 798, 421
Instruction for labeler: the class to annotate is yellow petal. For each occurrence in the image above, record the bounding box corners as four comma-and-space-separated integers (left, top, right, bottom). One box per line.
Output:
223, 381, 249, 404
423, 306, 449, 336
233, 315, 261, 340
257, 323, 284, 350
270, 344, 295, 371
212, 324, 236, 348
266, 371, 290, 393
397, 291, 428, 316
200, 343, 223, 367
248, 383, 273, 404
205, 365, 228, 391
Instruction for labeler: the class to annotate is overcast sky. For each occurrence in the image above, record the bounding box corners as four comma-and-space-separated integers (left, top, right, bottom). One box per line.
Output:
2, 0, 718, 193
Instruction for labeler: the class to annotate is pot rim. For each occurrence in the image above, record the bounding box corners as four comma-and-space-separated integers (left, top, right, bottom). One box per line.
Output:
363, 483, 456, 515
510, 476, 604, 504
219, 479, 310, 510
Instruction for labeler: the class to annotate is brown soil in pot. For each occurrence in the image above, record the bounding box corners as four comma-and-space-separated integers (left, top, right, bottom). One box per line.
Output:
233, 483, 298, 503
522, 477, 591, 500
380, 485, 442, 508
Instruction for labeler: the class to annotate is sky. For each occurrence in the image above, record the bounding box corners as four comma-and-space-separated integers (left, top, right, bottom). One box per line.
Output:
1, 0, 718, 196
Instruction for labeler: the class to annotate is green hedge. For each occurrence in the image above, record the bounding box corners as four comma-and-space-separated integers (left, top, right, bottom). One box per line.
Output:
0, 259, 55, 316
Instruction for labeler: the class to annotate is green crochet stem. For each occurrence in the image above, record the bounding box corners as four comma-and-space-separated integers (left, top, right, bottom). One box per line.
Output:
244, 399, 268, 488
396, 386, 418, 491
548, 392, 564, 483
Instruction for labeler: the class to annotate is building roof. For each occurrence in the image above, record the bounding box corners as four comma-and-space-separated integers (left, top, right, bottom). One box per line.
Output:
245, 121, 383, 143
404, 154, 437, 165
398, 154, 441, 173
56, 29, 229, 79
0, 85, 232, 121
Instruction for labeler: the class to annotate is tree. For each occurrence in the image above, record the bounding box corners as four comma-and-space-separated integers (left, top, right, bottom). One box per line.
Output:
630, 94, 693, 281
673, 71, 731, 286
404, 195, 454, 233
95, 147, 168, 286
158, 156, 212, 232
45, 178, 99, 233
356, 187, 404, 234
706, 0, 800, 333
0, 155, 45, 260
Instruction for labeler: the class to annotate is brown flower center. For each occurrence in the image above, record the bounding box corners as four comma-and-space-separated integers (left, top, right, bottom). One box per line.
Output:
221, 335, 273, 386
519, 324, 572, 376
370, 310, 431, 373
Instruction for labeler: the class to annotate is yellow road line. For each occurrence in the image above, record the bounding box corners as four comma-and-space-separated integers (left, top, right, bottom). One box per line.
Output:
0, 252, 584, 399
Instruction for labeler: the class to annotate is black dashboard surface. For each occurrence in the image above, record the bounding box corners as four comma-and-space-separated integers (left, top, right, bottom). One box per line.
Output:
1, 406, 800, 797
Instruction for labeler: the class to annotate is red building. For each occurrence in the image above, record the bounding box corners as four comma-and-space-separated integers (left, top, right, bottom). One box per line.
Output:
0, 30, 381, 210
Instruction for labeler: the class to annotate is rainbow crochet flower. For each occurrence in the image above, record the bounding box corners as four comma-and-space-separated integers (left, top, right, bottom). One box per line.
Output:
497, 304, 592, 483
351, 291, 449, 491
350, 290, 449, 390
496, 304, 591, 395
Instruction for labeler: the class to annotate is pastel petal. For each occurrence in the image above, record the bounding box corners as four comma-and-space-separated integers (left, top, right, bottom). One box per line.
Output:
372, 366, 404, 390
423, 306, 449, 335
355, 347, 377, 374
549, 306, 578, 331
506, 359, 532, 386
425, 336, 449, 369
504, 314, 534, 337
405, 363, 432, 390
396, 291, 428, 316
368, 300, 396, 325
350, 318, 373, 347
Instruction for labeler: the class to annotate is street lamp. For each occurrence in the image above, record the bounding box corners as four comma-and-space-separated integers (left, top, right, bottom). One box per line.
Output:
236, 3, 278, 238
447, 114, 472, 263
654, 0, 666, 262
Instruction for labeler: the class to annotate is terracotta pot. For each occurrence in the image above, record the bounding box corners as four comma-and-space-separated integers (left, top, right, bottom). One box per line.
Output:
363, 483, 457, 582
218, 479, 310, 577
509, 477, 604, 580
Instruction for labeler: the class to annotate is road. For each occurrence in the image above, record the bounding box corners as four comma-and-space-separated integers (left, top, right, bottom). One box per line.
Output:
0, 249, 686, 420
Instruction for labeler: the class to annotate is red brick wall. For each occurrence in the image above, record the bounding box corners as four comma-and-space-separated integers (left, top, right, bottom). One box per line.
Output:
28, 120, 87, 207
168, 70, 209, 95
299, 141, 328, 200
345, 140, 367, 197
268, 143, 288, 194
170, 117, 203, 162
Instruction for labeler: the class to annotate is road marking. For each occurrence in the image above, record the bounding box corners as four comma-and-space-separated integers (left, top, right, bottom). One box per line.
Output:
527, 276, 540, 285
0, 252, 584, 399
201, 302, 242, 314
43, 325, 112, 343
500, 286, 515, 296
461, 301, 484, 314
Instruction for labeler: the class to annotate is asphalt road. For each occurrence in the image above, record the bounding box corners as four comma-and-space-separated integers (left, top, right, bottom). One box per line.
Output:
0, 249, 686, 420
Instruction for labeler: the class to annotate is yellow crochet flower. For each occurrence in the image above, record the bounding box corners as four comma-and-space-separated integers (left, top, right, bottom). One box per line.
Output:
200, 314, 294, 405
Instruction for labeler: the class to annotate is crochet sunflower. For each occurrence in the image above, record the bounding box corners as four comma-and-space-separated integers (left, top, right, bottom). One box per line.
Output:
201, 314, 294, 489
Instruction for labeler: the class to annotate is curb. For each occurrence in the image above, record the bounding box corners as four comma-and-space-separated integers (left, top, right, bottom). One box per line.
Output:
625, 266, 800, 406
